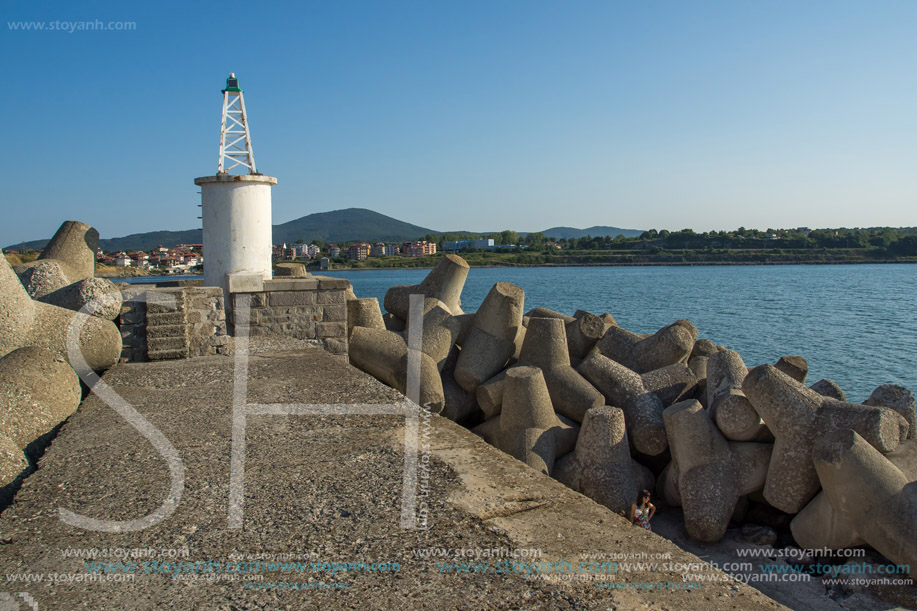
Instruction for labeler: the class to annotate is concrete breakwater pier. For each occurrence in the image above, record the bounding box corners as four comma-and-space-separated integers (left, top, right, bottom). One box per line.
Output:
0, 348, 783, 609
0, 223, 914, 609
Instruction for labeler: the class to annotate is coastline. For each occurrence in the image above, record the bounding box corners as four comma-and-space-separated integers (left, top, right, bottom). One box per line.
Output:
315, 258, 916, 272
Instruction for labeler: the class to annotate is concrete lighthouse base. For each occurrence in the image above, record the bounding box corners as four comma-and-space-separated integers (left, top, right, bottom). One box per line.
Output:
194, 174, 278, 299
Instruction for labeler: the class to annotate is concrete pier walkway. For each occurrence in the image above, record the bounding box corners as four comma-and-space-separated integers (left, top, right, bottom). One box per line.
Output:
0, 347, 784, 610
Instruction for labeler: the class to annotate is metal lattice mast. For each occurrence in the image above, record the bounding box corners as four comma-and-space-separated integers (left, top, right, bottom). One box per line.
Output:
217, 73, 258, 174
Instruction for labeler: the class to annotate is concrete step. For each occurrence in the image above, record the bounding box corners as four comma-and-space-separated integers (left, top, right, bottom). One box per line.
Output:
146, 336, 188, 352
146, 348, 188, 361
145, 323, 186, 339
146, 312, 184, 326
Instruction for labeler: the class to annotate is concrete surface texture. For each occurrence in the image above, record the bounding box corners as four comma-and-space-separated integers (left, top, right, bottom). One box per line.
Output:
0, 346, 81, 450
37, 276, 123, 320
0, 348, 787, 610
0, 251, 121, 373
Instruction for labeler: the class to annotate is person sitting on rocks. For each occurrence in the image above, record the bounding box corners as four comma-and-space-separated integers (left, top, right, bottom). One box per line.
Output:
629, 489, 655, 530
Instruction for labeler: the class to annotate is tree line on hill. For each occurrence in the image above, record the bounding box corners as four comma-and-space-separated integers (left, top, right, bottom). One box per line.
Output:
306, 226, 917, 258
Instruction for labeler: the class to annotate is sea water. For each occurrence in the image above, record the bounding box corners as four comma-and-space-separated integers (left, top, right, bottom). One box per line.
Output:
322, 264, 917, 401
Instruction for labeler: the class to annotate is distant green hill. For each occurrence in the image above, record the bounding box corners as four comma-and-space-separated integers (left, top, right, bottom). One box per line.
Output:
273, 208, 436, 244
7, 229, 204, 254
5, 209, 644, 252
7, 208, 437, 252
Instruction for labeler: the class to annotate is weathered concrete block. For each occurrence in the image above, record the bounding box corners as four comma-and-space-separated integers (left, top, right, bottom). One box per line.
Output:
407, 298, 462, 372
656, 462, 682, 507
476, 370, 507, 419
629, 321, 697, 374
147, 336, 186, 352
573, 406, 637, 514
321, 304, 346, 322
38, 221, 98, 280
471, 282, 525, 343
1, 253, 121, 373
498, 367, 562, 474
595, 324, 643, 366
775, 355, 808, 383
15, 221, 98, 298
383, 313, 405, 333
663, 400, 738, 542
794, 440, 917, 553
36, 277, 122, 320
596, 320, 696, 374
384, 254, 469, 319
525, 307, 574, 323
0, 347, 81, 449
641, 363, 698, 407
316, 321, 347, 339
809, 379, 846, 402
565, 312, 605, 360
810, 429, 917, 570
454, 327, 514, 392
317, 289, 347, 305
348, 327, 444, 413
315, 277, 350, 290
454, 282, 524, 391
324, 338, 348, 355
269, 291, 316, 307
577, 352, 667, 455
274, 262, 307, 277
743, 364, 904, 513
15, 260, 71, 299
865, 384, 915, 440
0, 433, 29, 489
227, 273, 264, 294
145, 324, 186, 340
707, 350, 769, 441
346, 298, 385, 337
691, 339, 719, 358
519, 317, 603, 423
441, 368, 478, 423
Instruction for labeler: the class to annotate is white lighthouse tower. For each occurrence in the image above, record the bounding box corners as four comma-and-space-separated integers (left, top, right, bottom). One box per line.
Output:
194, 73, 276, 298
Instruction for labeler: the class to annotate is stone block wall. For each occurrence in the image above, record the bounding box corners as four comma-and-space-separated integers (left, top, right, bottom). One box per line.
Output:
118, 286, 232, 362
119, 289, 147, 362
229, 276, 350, 355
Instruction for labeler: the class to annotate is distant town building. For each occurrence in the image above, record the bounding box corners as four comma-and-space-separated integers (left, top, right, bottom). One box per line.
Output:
328, 245, 341, 259
403, 241, 437, 257
345, 242, 370, 261
370, 243, 400, 257
443, 238, 494, 252
320, 256, 330, 270
272, 243, 297, 260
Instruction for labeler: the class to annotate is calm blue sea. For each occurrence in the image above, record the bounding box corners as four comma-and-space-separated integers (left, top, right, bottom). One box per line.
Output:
319, 264, 917, 401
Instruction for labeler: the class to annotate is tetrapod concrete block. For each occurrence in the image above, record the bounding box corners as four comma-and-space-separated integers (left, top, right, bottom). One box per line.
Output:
743, 364, 904, 513
384, 254, 469, 319
1, 252, 120, 373
519, 317, 603, 423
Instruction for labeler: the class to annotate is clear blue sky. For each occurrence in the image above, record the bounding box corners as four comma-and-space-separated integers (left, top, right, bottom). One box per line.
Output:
2, 0, 915, 246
